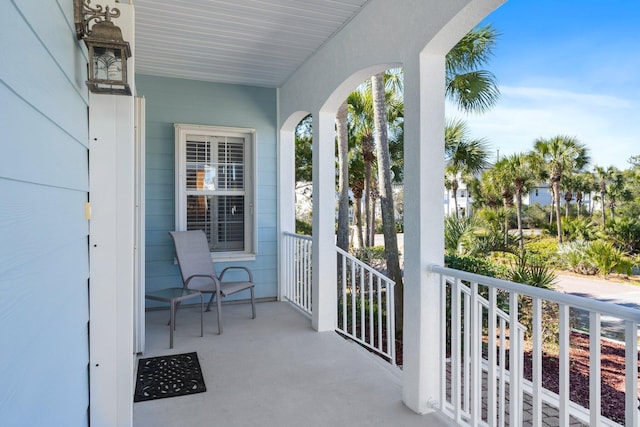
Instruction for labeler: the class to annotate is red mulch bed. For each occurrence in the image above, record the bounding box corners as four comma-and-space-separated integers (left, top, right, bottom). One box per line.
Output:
521, 331, 639, 425
393, 331, 638, 425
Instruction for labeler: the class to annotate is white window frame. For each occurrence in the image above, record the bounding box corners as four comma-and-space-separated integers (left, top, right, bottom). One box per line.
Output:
175, 123, 257, 261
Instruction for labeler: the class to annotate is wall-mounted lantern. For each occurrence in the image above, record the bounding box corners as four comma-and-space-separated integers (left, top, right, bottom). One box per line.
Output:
74, 0, 132, 95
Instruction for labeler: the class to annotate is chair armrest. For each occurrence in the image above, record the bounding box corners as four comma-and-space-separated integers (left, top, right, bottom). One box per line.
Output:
184, 274, 220, 291
219, 266, 253, 283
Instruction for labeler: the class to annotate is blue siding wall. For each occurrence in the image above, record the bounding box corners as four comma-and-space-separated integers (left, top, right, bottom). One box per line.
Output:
0, 1, 90, 426
136, 75, 278, 301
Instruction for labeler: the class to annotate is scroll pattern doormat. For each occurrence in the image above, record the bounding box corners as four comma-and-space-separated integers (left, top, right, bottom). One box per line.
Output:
134, 352, 206, 402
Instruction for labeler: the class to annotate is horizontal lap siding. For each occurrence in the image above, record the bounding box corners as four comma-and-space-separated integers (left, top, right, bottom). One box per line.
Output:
0, 1, 90, 426
136, 75, 278, 302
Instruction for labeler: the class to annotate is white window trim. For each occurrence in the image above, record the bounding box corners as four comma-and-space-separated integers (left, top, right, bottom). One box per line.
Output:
174, 123, 257, 261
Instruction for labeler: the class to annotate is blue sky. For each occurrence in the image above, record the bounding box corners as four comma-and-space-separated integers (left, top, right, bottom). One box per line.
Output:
446, 1, 640, 170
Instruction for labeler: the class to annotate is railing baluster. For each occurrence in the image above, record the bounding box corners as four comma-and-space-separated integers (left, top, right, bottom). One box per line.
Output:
463, 288, 470, 414
559, 303, 570, 427
368, 273, 373, 352
377, 276, 382, 353
341, 252, 347, 332
441, 275, 448, 412
470, 281, 480, 425
351, 258, 356, 337
625, 321, 638, 427
499, 317, 506, 427
360, 264, 365, 340
532, 297, 542, 427
452, 278, 461, 423
388, 280, 395, 364
589, 311, 601, 427
509, 291, 521, 427
487, 287, 497, 426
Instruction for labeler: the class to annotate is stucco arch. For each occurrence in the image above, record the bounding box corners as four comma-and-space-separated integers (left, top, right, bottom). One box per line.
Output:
276, 0, 506, 415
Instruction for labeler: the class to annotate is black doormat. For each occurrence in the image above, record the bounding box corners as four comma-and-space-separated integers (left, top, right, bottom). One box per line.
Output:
134, 352, 206, 402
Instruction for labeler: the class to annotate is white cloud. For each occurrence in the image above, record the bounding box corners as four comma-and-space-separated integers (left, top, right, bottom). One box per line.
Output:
446, 86, 639, 169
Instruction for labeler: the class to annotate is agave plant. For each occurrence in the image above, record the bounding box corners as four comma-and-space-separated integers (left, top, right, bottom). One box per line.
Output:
507, 252, 556, 289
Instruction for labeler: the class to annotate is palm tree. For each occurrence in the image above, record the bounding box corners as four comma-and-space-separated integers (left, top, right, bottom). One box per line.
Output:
594, 165, 615, 225
484, 160, 514, 245
445, 119, 490, 218
606, 168, 631, 220
495, 153, 536, 251
533, 136, 590, 243
446, 25, 501, 113
573, 171, 595, 217
347, 89, 376, 246
371, 71, 404, 333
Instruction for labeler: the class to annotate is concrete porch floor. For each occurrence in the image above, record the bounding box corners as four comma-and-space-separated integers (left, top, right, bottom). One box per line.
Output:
134, 301, 450, 427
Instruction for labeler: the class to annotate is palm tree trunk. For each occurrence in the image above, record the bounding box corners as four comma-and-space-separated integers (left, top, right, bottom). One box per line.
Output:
370, 188, 377, 245
363, 136, 374, 247
600, 190, 606, 225
515, 190, 524, 251
371, 72, 403, 335
352, 185, 364, 249
552, 179, 563, 243
452, 180, 459, 218
336, 101, 350, 251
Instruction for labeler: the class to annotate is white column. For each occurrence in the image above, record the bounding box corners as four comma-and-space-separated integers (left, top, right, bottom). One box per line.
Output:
402, 52, 446, 414
88, 2, 135, 426
311, 111, 337, 331
278, 125, 296, 301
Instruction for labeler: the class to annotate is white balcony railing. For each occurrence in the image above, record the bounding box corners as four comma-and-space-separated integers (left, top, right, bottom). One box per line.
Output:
282, 232, 313, 316
281, 232, 396, 365
431, 265, 640, 427
336, 247, 396, 365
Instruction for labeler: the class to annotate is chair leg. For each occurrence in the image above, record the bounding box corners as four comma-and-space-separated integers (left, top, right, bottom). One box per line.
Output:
250, 287, 256, 319
205, 292, 215, 312
216, 291, 223, 334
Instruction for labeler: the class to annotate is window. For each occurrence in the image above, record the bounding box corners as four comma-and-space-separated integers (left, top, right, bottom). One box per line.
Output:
175, 124, 256, 260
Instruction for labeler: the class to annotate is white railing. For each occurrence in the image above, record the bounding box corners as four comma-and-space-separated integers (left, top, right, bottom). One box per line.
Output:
282, 232, 313, 316
336, 247, 396, 365
431, 265, 640, 427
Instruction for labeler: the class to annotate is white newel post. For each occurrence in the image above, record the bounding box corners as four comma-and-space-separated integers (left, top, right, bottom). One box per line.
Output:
311, 111, 337, 331
402, 53, 446, 414
88, 2, 135, 426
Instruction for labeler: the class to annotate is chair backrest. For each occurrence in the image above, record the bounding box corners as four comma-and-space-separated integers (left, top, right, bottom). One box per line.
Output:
169, 230, 219, 291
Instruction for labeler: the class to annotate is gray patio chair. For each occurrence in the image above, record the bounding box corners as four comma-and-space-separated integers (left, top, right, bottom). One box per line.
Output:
169, 230, 256, 334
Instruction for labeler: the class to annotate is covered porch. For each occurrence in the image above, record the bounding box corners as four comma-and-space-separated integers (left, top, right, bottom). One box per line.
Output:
134, 302, 449, 427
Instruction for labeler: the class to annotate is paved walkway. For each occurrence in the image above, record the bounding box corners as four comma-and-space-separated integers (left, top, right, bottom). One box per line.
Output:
554, 274, 640, 341
555, 274, 640, 310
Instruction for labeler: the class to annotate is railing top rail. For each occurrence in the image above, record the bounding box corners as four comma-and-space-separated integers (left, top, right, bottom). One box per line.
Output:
282, 231, 313, 242
336, 246, 396, 287
430, 264, 640, 323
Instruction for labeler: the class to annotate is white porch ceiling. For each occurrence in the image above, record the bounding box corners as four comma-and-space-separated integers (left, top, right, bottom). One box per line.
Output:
133, 0, 371, 87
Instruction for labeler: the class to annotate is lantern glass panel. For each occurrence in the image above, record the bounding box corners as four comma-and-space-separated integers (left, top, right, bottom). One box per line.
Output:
92, 46, 124, 82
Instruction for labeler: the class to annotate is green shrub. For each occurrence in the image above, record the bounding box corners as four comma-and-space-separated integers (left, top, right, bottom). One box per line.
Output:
562, 216, 598, 241
352, 246, 388, 272
444, 255, 509, 279
524, 237, 560, 267
585, 240, 634, 276
606, 217, 640, 254
295, 219, 313, 235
